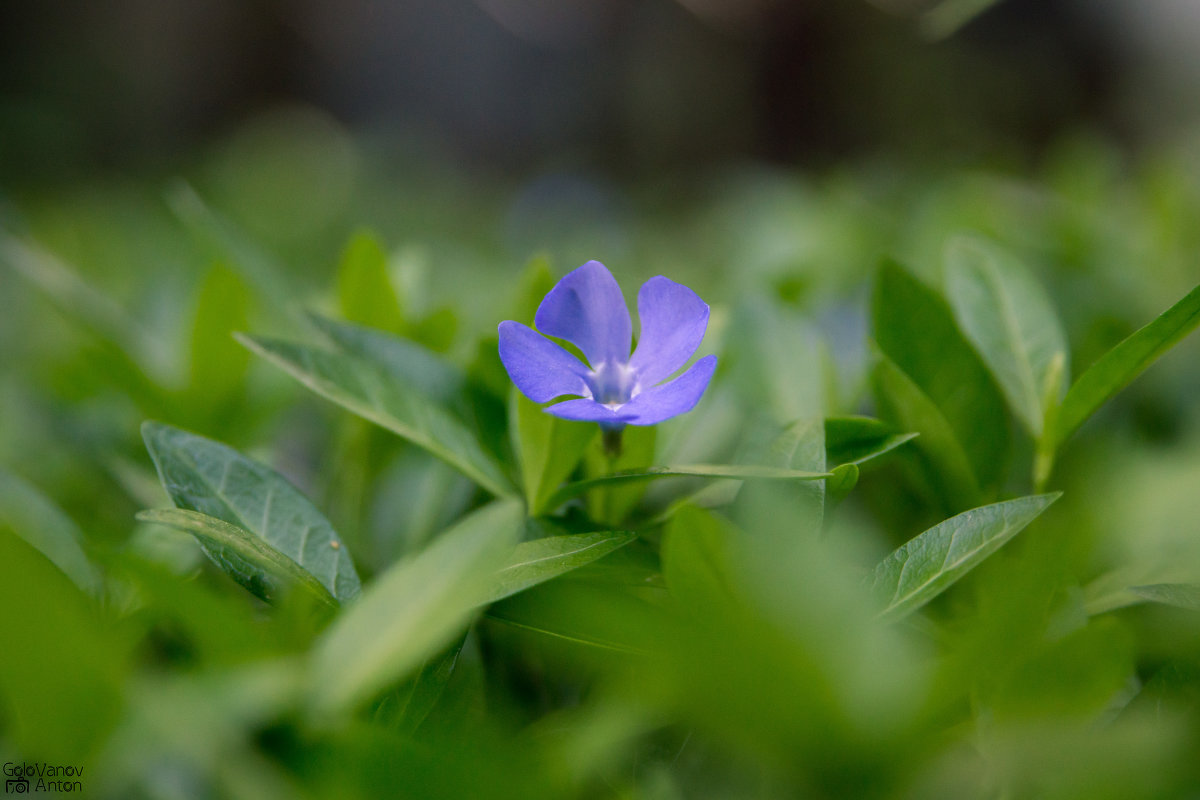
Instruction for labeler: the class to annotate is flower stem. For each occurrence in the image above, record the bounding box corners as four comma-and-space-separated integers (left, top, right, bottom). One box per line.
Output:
601, 427, 624, 460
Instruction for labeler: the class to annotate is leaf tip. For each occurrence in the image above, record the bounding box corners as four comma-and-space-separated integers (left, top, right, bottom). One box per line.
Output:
140, 419, 171, 450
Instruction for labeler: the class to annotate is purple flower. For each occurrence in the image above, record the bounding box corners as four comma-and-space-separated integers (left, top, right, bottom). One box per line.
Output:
498, 260, 717, 428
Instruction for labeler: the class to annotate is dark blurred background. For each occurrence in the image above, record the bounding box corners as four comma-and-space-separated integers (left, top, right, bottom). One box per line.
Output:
4, 0, 1199, 185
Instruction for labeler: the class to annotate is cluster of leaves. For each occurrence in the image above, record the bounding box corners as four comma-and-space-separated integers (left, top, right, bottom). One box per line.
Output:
4, 131, 1200, 798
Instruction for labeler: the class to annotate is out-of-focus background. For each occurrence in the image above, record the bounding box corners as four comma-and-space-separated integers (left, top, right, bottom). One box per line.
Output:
5, 0, 1200, 182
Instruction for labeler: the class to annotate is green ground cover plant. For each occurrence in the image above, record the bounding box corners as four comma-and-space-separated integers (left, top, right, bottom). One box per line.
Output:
3, 132, 1200, 798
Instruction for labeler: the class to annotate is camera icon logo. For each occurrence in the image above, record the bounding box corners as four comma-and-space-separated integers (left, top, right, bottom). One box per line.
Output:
5, 778, 29, 794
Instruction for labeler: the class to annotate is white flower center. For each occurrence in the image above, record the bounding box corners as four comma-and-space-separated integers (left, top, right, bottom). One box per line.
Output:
585, 360, 639, 409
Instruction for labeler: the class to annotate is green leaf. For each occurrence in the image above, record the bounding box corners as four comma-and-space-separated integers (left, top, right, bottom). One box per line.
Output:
511, 254, 557, 326
166, 181, 292, 303
761, 417, 826, 473
375, 635, 466, 735
409, 305, 458, 353
824, 416, 919, 468
545, 463, 831, 511
1129, 583, 1200, 612
309, 499, 522, 717
487, 531, 638, 603
136, 508, 337, 608
141, 421, 362, 603
336, 230, 404, 334
870, 493, 1060, 621
870, 347, 981, 511
187, 263, 252, 404
1054, 281, 1200, 447
0, 469, 101, 595
308, 312, 465, 404
0, 531, 125, 763
872, 260, 1010, 495
487, 580, 654, 655
733, 418, 826, 539
945, 236, 1068, 438
826, 463, 860, 503
485, 609, 645, 653
237, 334, 516, 497
510, 390, 597, 515
0, 233, 171, 378
662, 505, 738, 608
647, 480, 744, 527
989, 617, 1134, 719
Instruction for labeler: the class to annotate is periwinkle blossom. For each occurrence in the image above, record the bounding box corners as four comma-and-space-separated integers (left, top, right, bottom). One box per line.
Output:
498, 260, 717, 436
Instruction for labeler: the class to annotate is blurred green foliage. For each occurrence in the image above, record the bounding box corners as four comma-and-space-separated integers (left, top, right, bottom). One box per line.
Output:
3, 117, 1200, 799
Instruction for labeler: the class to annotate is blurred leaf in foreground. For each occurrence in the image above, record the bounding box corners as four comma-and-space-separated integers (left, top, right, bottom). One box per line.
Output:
0, 531, 125, 763
309, 499, 522, 718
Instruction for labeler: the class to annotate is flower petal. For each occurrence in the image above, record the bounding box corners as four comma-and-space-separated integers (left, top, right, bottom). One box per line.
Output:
543, 398, 638, 424
498, 321, 590, 403
534, 261, 632, 368
620, 355, 717, 426
628, 276, 710, 387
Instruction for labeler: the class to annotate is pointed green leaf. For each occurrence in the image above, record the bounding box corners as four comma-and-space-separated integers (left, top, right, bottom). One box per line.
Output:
141, 422, 361, 603
237, 334, 516, 497
1130, 583, 1200, 612
136, 508, 336, 607
827, 463, 860, 503
824, 416, 919, 468
511, 390, 597, 515
336, 230, 404, 334
308, 313, 465, 403
945, 236, 1068, 438
870, 493, 1060, 621
188, 263, 252, 403
1055, 282, 1200, 447
872, 260, 1009, 493
488, 531, 638, 603
870, 347, 981, 511
309, 499, 522, 717
0, 470, 100, 595
545, 464, 831, 510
